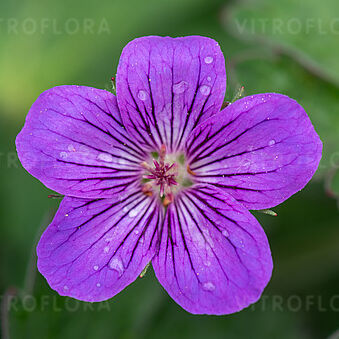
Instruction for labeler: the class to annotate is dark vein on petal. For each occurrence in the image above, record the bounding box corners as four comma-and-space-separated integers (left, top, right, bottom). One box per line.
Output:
176, 57, 202, 150
147, 49, 164, 146
190, 141, 283, 171
191, 117, 278, 164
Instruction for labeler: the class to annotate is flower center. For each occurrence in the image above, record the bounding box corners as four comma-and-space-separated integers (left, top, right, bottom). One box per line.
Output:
141, 145, 192, 206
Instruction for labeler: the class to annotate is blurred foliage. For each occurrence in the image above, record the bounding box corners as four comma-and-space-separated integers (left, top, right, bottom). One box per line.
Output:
226, 0, 339, 84
0, 0, 338, 338
223, 1, 339, 179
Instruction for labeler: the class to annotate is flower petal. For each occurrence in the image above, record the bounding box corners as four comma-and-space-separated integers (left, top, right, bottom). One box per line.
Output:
37, 191, 162, 302
186, 93, 322, 210
152, 184, 272, 315
116, 36, 226, 152
16, 86, 146, 198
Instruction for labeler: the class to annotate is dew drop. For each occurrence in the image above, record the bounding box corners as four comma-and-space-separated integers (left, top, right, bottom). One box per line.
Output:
173, 81, 188, 94
134, 230, 139, 235
204, 56, 214, 64
268, 139, 276, 146
96, 283, 101, 287
222, 229, 229, 237
138, 90, 147, 101
129, 209, 139, 218
59, 151, 68, 158
200, 85, 211, 96
202, 282, 215, 291
97, 152, 114, 162
207, 76, 211, 82
203, 228, 214, 248
68, 144, 76, 152
109, 258, 124, 276
128, 204, 144, 218
93, 265, 99, 271
63, 285, 69, 291
104, 246, 110, 253
205, 260, 211, 267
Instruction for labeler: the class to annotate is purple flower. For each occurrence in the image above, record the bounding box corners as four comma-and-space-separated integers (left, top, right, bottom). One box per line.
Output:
16, 36, 322, 315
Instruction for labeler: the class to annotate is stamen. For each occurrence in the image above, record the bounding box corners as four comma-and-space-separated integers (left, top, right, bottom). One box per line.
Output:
187, 164, 196, 176
159, 144, 166, 165
141, 182, 153, 197
141, 161, 153, 171
163, 193, 174, 207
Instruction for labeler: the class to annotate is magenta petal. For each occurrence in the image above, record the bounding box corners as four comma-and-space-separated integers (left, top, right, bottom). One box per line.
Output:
186, 93, 322, 210
16, 85, 146, 198
37, 191, 162, 302
116, 36, 226, 152
152, 184, 272, 315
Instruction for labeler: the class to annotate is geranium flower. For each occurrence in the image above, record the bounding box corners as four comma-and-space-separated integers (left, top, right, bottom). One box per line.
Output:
16, 36, 322, 315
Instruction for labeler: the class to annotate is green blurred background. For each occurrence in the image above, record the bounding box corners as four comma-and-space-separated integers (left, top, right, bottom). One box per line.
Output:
1, 0, 339, 338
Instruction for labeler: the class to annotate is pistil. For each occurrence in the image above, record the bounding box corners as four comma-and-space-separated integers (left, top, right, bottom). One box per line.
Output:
141, 145, 179, 204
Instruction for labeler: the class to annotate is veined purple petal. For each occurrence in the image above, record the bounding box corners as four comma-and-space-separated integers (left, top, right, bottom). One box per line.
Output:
116, 36, 226, 152
16, 86, 146, 198
152, 184, 272, 315
186, 93, 322, 210
37, 190, 162, 302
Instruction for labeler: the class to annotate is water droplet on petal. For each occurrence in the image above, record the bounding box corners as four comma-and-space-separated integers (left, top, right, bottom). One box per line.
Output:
129, 209, 139, 218
96, 283, 101, 287
207, 76, 211, 82
93, 265, 99, 271
173, 81, 188, 94
222, 230, 229, 237
134, 230, 139, 235
268, 139, 276, 146
138, 90, 147, 101
204, 56, 214, 64
63, 285, 69, 291
68, 144, 76, 152
109, 258, 124, 276
200, 85, 211, 96
59, 151, 68, 158
123, 206, 129, 213
104, 246, 110, 253
128, 204, 144, 218
97, 153, 113, 162
202, 282, 215, 291
205, 260, 211, 267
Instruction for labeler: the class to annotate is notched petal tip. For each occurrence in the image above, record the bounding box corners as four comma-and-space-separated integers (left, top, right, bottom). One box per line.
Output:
116, 35, 227, 152
186, 92, 323, 210
152, 184, 272, 315
37, 191, 162, 302
16, 85, 145, 199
